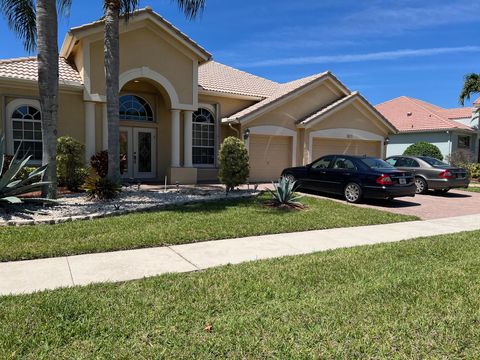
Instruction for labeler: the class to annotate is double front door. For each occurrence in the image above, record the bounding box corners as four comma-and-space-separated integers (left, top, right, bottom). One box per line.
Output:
119, 127, 156, 179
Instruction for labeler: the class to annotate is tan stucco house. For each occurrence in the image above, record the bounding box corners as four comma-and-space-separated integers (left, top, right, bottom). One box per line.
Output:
0, 8, 396, 184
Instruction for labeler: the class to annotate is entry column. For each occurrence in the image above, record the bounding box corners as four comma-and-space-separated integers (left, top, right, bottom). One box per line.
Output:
171, 109, 181, 167
183, 110, 193, 167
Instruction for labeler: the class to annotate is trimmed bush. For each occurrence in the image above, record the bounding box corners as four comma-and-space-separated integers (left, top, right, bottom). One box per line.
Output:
403, 142, 443, 160
218, 136, 249, 192
464, 163, 480, 180
57, 136, 87, 191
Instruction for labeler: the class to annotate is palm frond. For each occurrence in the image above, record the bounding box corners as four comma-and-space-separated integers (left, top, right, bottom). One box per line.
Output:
57, 0, 72, 18
0, 0, 37, 52
119, 0, 140, 21
174, 0, 206, 20
459, 73, 480, 105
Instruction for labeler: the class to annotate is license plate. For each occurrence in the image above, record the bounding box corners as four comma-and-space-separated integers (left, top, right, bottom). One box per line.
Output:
399, 178, 407, 185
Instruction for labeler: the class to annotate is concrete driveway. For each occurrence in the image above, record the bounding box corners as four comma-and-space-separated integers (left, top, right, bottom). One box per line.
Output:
301, 189, 480, 220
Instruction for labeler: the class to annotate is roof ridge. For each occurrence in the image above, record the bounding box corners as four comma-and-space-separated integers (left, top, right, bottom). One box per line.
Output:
376, 95, 408, 107
0, 56, 37, 64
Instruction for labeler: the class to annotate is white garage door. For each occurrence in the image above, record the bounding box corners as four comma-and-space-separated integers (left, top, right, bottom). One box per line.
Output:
312, 138, 381, 160
249, 135, 292, 182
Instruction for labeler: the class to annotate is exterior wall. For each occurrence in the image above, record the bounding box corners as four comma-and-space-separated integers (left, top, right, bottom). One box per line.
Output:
246, 82, 342, 131
386, 132, 451, 159
0, 83, 85, 155
88, 24, 196, 106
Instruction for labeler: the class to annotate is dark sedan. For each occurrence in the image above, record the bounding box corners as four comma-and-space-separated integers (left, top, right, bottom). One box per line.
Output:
282, 155, 416, 203
385, 155, 470, 194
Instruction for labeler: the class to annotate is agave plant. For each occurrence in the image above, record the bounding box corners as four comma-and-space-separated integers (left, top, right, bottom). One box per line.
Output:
0, 136, 54, 204
268, 176, 304, 209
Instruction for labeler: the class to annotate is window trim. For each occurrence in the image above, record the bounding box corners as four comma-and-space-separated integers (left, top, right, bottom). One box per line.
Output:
119, 94, 154, 123
6, 98, 42, 165
192, 106, 217, 167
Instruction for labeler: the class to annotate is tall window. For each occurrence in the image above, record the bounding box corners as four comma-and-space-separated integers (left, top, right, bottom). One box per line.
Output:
119, 95, 153, 122
192, 108, 215, 165
11, 105, 42, 161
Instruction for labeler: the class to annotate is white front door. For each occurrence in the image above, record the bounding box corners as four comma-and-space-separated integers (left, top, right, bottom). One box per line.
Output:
120, 127, 156, 179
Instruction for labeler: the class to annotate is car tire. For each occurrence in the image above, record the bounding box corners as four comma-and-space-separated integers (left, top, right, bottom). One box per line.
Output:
284, 173, 296, 183
344, 182, 363, 203
414, 177, 428, 194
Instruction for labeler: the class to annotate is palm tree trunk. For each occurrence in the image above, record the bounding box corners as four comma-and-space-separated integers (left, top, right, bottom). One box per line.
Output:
37, 0, 58, 198
104, 1, 121, 182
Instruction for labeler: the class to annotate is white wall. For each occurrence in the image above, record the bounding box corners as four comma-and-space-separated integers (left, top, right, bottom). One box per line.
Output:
386, 132, 451, 159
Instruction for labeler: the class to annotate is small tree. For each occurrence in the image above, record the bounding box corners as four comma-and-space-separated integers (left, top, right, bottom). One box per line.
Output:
218, 136, 249, 192
404, 142, 443, 160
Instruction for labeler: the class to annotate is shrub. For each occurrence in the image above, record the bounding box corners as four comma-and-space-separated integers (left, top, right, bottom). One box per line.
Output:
268, 176, 303, 209
90, 150, 127, 178
446, 149, 475, 167
465, 163, 480, 180
90, 150, 108, 178
82, 174, 122, 201
57, 136, 87, 191
403, 142, 443, 160
218, 136, 249, 192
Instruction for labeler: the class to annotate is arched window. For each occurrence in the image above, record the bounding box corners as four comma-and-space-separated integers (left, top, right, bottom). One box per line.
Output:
11, 105, 42, 161
119, 95, 153, 122
192, 108, 216, 165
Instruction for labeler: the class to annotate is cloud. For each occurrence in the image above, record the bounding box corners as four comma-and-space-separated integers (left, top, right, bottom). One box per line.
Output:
238, 46, 480, 68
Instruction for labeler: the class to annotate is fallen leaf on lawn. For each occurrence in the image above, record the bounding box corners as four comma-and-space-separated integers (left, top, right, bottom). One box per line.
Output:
204, 323, 213, 333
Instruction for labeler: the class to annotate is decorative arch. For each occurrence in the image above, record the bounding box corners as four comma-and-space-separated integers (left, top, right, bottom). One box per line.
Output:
119, 67, 180, 109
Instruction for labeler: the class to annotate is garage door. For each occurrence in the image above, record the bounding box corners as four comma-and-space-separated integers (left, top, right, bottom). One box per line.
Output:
312, 138, 381, 160
249, 135, 292, 182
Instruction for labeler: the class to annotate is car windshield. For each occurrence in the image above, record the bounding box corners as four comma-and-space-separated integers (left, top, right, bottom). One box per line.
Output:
419, 156, 449, 166
361, 158, 395, 169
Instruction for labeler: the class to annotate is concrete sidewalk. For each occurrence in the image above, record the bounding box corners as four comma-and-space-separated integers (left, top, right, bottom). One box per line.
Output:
2, 214, 480, 296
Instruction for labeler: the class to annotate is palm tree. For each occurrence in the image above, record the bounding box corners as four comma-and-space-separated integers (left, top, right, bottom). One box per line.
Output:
0, 0, 71, 198
103, 0, 206, 182
459, 73, 480, 106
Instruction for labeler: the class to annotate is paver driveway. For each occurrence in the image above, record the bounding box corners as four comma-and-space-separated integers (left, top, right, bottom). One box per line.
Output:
302, 189, 480, 220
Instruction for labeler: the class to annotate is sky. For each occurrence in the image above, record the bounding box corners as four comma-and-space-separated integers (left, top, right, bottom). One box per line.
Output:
0, 0, 479, 108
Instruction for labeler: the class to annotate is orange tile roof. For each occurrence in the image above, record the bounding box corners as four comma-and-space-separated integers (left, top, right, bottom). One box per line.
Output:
198, 61, 279, 98
376, 96, 474, 133
0, 56, 82, 85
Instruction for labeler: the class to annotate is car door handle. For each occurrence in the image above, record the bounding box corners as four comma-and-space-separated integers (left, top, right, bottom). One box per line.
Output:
342, 172, 351, 176
319, 171, 326, 174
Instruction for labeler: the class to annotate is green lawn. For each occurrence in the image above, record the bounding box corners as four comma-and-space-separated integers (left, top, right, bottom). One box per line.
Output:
0, 194, 415, 262
2, 230, 480, 358
460, 186, 480, 193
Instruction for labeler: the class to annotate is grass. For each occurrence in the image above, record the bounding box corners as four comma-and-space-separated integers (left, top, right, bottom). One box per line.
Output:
0, 194, 416, 262
2, 230, 480, 358
460, 187, 480, 193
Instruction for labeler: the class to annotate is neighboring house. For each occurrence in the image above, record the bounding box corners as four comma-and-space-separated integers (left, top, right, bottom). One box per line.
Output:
377, 96, 478, 162
0, 8, 395, 184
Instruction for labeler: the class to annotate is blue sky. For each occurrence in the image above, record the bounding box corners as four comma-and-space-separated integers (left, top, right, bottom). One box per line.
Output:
1, 0, 479, 107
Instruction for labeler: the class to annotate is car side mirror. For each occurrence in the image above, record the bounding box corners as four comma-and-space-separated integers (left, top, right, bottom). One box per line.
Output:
306, 163, 313, 169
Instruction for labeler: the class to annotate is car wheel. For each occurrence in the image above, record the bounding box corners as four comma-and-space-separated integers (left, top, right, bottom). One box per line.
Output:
344, 182, 363, 203
284, 173, 296, 183
414, 177, 428, 194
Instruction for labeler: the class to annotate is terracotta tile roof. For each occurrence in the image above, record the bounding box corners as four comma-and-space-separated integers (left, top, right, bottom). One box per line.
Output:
0, 56, 82, 86
198, 61, 279, 98
376, 96, 474, 133
225, 72, 330, 121
437, 107, 473, 119
474, 97, 480, 106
